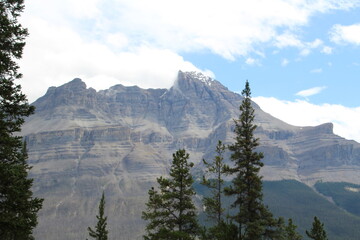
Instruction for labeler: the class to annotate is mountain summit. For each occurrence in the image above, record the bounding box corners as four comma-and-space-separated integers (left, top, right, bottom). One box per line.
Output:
23, 71, 360, 239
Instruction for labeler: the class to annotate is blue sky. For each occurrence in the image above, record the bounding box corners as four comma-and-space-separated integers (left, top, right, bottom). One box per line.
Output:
19, 0, 360, 142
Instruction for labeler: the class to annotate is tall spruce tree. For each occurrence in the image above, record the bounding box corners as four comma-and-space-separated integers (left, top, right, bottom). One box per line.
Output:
88, 192, 109, 240
201, 141, 237, 239
142, 149, 199, 240
306, 216, 327, 240
202, 141, 226, 225
224, 80, 277, 240
0, 1, 43, 239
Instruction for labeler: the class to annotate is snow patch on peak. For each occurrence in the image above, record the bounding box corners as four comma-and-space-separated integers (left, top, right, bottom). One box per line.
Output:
185, 71, 214, 86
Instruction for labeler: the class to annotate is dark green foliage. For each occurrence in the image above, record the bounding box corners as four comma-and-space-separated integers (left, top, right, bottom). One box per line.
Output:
270, 217, 302, 240
314, 182, 360, 217
201, 141, 226, 224
0, 142, 43, 239
0, 1, 43, 239
142, 149, 199, 240
285, 218, 302, 240
224, 81, 277, 239
0, 0, 28, 78
88, 192, 109, 240
196, 179, 360, 239
201, 141, 238, 239
306, 217, 327, 240
200, 220, 238, 240
263, 180, 360, 240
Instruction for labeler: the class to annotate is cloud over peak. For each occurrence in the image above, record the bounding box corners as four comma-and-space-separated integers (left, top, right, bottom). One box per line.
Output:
19, 0, 360, 102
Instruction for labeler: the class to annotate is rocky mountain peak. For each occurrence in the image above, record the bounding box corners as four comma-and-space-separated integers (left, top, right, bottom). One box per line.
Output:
61, 78, 87, 90
170, 70, 237, 105
32, 78, 97, 113
41, 78, 85, 97
175, 70, 228, 91
179, 70, 214, 85
300, 122, 334, 135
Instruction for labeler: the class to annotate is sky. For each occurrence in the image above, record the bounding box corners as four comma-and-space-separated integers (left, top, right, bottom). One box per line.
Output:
18, 0, 360, 142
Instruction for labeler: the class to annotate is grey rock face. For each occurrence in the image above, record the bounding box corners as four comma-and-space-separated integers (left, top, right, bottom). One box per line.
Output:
22, 71, 360, 239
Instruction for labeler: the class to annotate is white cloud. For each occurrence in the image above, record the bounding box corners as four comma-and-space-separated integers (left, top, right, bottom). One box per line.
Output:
106, 33, 129, 50
253, 97, 360, 142
300, 48, 311, 56
322, 46, 333, 54
63, 0, 101, 19
19, 17, 204, 102
330, 23, 360, 45
202, 69, 216, 79
275, 33, 325, 56
303, 39, 324, 55
281, 58, 289, 66
245, 58, 255, 65
245, 58, 257, 65
296, 86, 326, 97
308, 38, 323, 48
115, 0, 321, 58
25, 0, 360, 58
274, 33, 304, 48
310, 68, 323, 73
17, 0, 360, 102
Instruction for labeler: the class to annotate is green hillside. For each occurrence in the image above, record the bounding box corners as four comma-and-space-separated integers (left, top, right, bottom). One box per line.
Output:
314, 181, 360, 217
195, 180, 360, 239
263, 180, 360, 240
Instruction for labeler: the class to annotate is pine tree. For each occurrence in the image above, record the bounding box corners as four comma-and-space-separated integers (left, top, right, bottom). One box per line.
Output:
88, 192, 109, 240
224, 80, 277, 240
275, 217, 303, 240
201, 141, 237, 239
306, 216, 327, 240
285, 218, 302, 240
202, 141, 226, 225
0, 1, 43, 239
142, 149, 199, 240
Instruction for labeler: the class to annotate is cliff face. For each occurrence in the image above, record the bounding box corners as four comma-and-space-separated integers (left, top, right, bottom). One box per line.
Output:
22, 71, 360, 239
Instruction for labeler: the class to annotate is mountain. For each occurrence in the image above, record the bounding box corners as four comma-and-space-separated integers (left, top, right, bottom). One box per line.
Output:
22, 71, 360, 239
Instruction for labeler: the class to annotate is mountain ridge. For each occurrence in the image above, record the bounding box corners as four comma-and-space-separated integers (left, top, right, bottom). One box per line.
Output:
22, 71, 360, 239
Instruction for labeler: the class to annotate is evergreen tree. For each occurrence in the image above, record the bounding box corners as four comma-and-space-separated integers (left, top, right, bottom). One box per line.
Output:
201, 141, 237, 239
275, 217, 303, 240
202, 140, 226, 225
306, 216, 327, 240
142, 149, 199, 240
224, 80, 277, 240
0, 1, 43, 239
285, 218, 302, 240
88, 192, 109, 240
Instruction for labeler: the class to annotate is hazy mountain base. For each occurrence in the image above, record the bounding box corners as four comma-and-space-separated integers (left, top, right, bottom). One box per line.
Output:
32, 180, 360, 240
